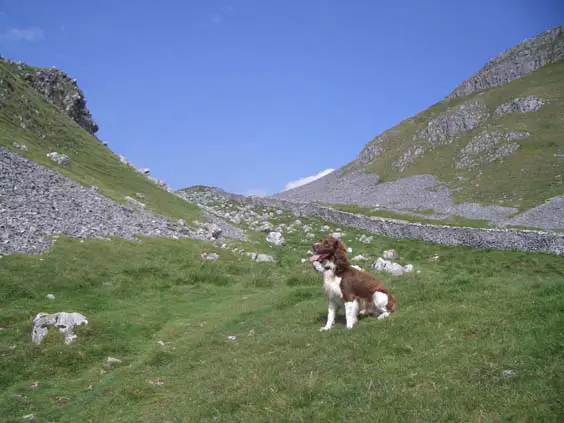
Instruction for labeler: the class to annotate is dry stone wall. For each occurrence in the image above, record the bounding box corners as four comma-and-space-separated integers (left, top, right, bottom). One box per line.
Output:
216, 191, 564, 256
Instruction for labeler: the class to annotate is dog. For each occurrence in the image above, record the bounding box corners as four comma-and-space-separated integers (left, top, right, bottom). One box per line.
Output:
309, 236, 397, 331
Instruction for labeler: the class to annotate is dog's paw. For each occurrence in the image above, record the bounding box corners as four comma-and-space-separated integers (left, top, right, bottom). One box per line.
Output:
344, 326, 353, 331
319, 326, 331, 332
377, 312, 390, 320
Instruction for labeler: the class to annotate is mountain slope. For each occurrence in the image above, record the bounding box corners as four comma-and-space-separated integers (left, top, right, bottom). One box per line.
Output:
275, 25, 564, 230
0, 58, 201, 223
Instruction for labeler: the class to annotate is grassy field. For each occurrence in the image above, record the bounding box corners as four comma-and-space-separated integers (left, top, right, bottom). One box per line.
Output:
0, 60, 201, 223
357, 61, 564, 211
2, 212, 564, 422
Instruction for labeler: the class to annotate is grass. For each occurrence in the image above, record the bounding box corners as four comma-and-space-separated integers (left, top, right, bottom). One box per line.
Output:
320, 203, 494, 228
358, 61, 564, 211
2, 211, 564, 422
0, 60, 201, 223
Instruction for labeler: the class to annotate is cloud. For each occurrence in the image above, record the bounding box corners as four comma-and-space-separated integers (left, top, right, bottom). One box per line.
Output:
283, 168, 335, 191
0, 27, 44, 42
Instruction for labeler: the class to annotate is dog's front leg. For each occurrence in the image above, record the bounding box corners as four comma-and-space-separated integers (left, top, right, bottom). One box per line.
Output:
320, 301, 337, 332
344, 300, 359, 330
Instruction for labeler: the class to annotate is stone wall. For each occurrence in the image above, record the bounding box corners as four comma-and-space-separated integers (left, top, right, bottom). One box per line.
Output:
218, 191, 564, 256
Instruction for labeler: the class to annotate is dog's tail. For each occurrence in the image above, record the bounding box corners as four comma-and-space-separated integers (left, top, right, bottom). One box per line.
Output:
378, 287, 398, 313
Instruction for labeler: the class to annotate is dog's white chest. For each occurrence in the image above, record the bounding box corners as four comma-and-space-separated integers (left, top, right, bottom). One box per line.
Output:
323, 272, 343, 304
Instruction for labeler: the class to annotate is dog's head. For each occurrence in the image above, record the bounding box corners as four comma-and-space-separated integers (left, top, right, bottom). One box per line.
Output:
309, 236, 349, 273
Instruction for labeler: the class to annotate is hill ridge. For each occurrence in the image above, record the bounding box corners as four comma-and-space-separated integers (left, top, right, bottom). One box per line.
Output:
274, 25, 564, 230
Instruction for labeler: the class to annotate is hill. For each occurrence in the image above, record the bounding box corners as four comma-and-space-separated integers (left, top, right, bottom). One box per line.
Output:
0, 57, 239, 255
274, 25, 564, 230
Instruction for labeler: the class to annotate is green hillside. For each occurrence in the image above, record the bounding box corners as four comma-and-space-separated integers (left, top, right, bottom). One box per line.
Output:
355, 61, 564, 211
0, 59, 200, 222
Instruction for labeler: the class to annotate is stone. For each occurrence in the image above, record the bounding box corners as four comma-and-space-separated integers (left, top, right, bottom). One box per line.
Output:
106, 357, 122, 368
359, 234, 373, 244
266, 231, 285, 246
46, 294, 55, 300
200, 252, 220, 261
46, 151, 71, 166
124, 196, 146, 210
352, 255, 367, 261
255, 253, 275, 263
12, 142, 28, 152
31, 312, 88, 345
494, 96, 545, 117
383, 249, 399, 260
371, 258, 414, 276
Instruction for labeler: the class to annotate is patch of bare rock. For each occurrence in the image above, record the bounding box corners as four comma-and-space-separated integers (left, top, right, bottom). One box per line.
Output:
0, 147, 241, 256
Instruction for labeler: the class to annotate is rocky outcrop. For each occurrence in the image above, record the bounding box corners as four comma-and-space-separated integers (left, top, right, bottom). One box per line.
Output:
493, 96, 545, 118
0, 147, 213, 256
447, 25, 564, 100
455, 131, 530, 169
415, 101, 489, 146
357, 134, 388, 164
22, 67, 99, 134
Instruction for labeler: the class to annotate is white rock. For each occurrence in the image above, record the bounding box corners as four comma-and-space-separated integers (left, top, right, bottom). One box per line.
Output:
371, 257, 414, 276
383, 249, 399, 260
351, 265, 364, 271
331, 232, 342, 239
255, 253, 275, 263
46, 294, 56, 300
46, 152, 71, 166
347, 247, 353, 253
266, 231, 285, 246
352, 255, 367, 261
200, 252, 220, 261
31, 312, 88, 345
359, 234, 373, 244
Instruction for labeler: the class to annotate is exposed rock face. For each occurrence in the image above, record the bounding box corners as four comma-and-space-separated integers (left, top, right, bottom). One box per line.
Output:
415, 101, 489, 146
447, 25, 564, 99
0, 146, 211, 256
455, 131, 530, 169
357, 134, 388, 164
493, 96, 545, 118
23, 68, 99, 134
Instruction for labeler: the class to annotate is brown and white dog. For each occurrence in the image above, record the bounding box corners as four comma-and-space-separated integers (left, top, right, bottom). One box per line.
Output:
309, 236, 397, 331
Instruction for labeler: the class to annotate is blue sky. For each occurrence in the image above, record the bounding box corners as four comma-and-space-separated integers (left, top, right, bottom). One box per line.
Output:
1, 1, 562, 195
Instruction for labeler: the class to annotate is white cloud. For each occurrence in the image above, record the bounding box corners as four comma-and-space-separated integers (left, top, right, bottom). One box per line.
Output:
283, 168, 335, 191
0, 27, 44, 42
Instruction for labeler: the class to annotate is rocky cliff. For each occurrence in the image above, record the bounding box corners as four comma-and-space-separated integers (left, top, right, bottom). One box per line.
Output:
447, 25, 564, 100
274, 25, 564, 230
2, 59, 101, 134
